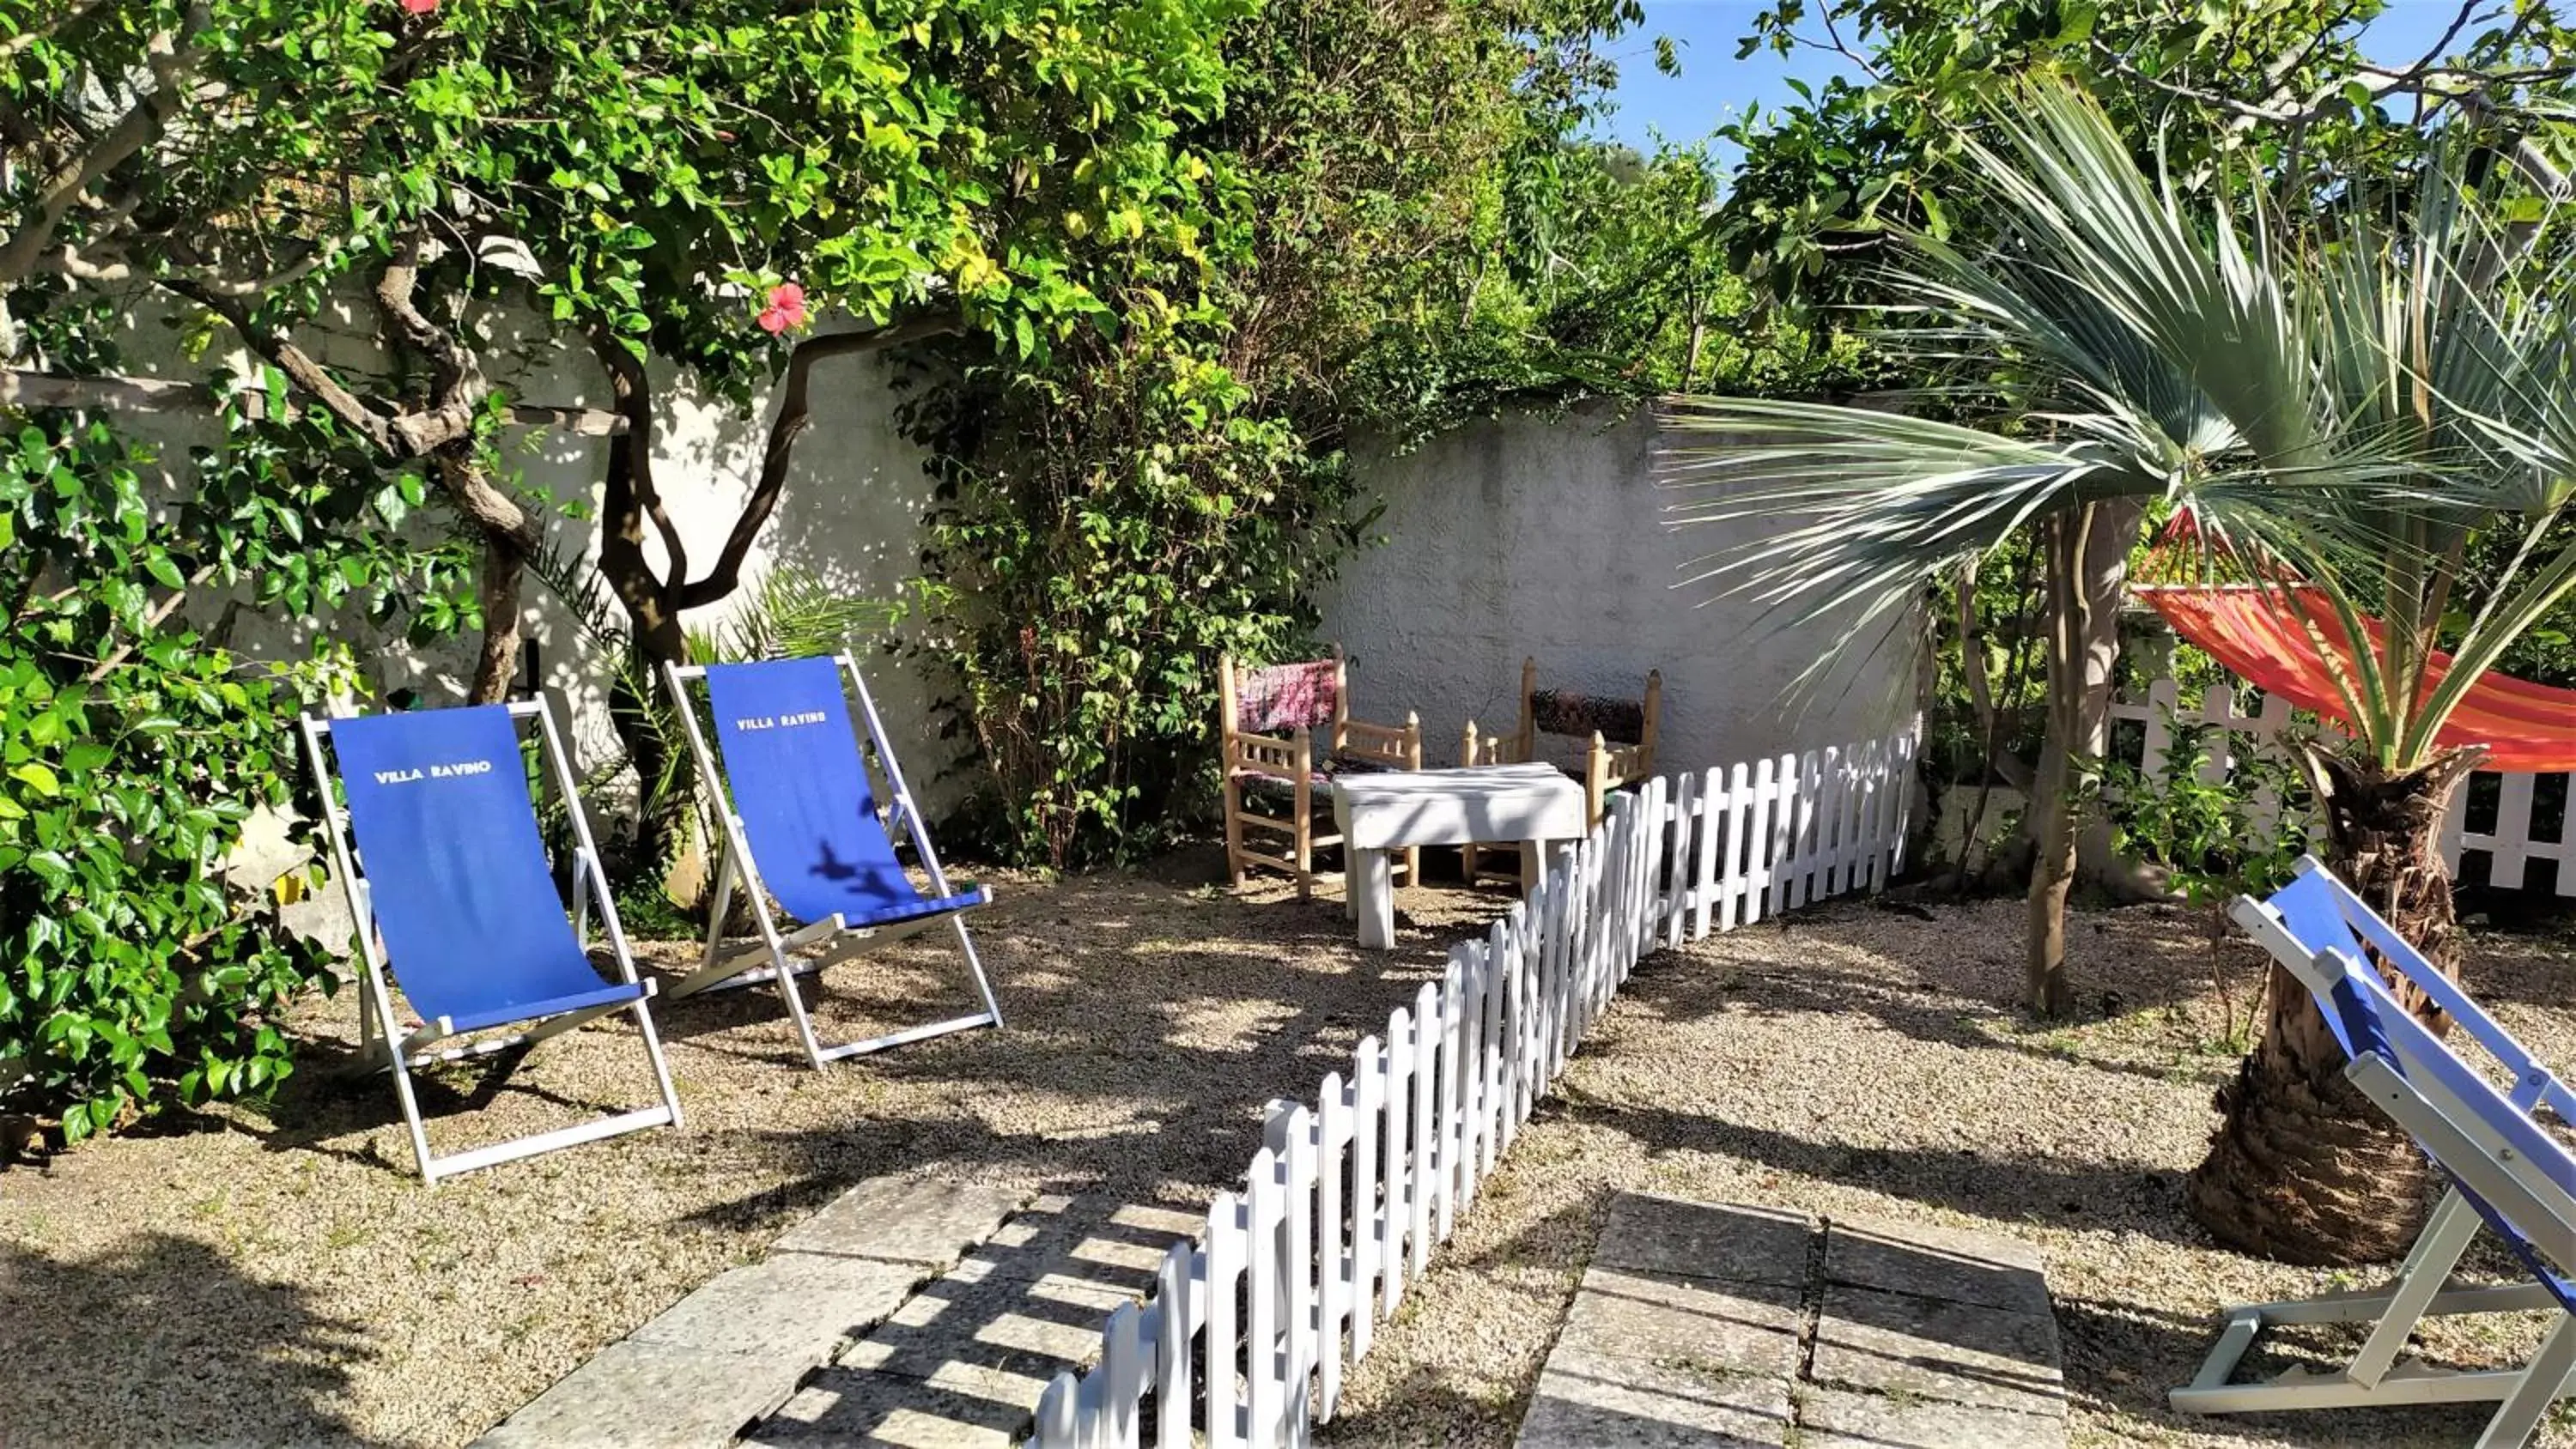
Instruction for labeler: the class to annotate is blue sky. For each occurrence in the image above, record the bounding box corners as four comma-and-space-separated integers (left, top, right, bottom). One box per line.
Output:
1595, 1, 2489, 161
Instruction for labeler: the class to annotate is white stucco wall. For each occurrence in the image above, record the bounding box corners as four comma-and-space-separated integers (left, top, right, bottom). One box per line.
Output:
1316, 400, 1921, 779
484, 335, 955, 808
110, 306, 958, 812
117, 301, 1910, 831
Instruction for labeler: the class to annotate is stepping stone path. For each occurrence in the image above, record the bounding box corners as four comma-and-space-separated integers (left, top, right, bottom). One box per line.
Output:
473, 1179, 1198, 1449
1516, 1194, 2068, 1449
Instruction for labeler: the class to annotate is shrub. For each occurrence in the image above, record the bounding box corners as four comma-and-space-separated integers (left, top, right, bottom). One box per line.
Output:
0, 399, 470, 1143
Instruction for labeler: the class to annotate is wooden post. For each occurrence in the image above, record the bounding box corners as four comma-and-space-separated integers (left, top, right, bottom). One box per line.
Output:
1639, 669, 1663, 776
1404, 710, 1423, 886
1293, 725, 1315, 900
1219, 655, 1247, 887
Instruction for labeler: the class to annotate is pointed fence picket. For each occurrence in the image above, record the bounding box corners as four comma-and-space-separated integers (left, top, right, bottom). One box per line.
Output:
1029, 718, 1922, 1449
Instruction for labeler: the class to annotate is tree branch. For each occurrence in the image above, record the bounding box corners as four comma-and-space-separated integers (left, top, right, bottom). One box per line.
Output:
2087, 4, 2561, 137
0, 369, 625, 433
0, 1, 211, 287
673, 313, 960, 609
83, 561, 216, 683
161, 277, 401, 454
588, 326, 687, 658
373, 231, 492, 457
0, 0, 119, 64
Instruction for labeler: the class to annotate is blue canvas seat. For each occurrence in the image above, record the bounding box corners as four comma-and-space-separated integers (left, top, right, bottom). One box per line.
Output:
664, 654, 1000, 1068
305, 700, 681, 1183
2174, 856, 2576, 1447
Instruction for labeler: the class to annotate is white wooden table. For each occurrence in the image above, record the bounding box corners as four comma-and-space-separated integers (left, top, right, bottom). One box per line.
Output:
1331, 763, 1588, 949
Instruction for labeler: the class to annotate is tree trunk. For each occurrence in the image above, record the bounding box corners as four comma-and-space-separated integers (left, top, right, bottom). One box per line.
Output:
2185, 744, 2482, 1264
466, 532, 526, 705
2024, 500, 2139, 1015
2025, 731, 2079, 1015
611, 639, 693, 892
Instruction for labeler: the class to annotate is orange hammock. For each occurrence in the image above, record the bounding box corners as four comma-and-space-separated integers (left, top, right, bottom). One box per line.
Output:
2137, 585, 2576, 773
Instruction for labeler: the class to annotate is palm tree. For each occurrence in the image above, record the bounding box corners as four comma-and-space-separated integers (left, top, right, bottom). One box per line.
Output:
1658, 79, 2576, 1264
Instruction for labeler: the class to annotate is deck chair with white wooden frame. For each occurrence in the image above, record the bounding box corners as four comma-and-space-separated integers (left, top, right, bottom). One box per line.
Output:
2173, 856, 2576, 1446
664, 654, 1000, 1069
302, 700, 682, 1184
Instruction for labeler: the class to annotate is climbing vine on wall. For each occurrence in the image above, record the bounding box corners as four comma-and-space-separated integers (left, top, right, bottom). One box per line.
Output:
911, 0, 1863, 867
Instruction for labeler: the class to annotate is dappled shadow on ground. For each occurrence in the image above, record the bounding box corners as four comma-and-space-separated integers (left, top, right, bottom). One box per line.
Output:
0, 867, 1522, 1448
0, 1232, 382, 1447
26, 867, 2573, 1449
1557, 1088, 2199, 1247
1617, 895, 2263, 1089
756, 1193, 1206, 1445
1324, 890, 2576, 1448
2051, 1291, 2509, 1447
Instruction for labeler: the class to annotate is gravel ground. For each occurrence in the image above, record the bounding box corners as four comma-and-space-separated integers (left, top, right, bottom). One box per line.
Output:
9, 867, 2576, 1449
0, 859, 1510, 1449
1322, 894, 2576, 1448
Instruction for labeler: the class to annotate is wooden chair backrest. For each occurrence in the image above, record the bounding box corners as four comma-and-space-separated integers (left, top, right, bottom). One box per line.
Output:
1516, 658, 1662, 756
1219, 651, 1347, 743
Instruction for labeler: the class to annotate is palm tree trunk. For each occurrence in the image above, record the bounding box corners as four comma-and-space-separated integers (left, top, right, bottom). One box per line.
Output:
2185, 745, 2482, 1264
2026, 501, 2138, 1015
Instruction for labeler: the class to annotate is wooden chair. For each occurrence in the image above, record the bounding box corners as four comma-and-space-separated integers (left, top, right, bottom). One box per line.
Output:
1219, 649, 1423, 899
1460, 657, 1662, 885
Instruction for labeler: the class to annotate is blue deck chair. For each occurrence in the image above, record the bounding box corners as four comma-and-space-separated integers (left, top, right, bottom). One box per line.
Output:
2174, 856, 2576, 1446
301, 700, 681, 1183
662, 654, 999, 1068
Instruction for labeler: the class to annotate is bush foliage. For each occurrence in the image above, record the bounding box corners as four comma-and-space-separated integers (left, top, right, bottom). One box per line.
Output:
0, 390, 471, 1142
912, 0, 1866, 866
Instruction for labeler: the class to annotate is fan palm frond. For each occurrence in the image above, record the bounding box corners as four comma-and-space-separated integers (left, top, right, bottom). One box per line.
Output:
1661, 77, 2576, 773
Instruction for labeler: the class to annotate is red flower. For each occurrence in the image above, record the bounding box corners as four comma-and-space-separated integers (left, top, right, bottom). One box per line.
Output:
756, 282, 807, 335
398, 0, 437, 14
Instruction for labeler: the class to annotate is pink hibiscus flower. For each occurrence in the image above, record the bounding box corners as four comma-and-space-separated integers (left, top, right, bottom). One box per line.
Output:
398, 0, 437, 14
756, 282, 807, 336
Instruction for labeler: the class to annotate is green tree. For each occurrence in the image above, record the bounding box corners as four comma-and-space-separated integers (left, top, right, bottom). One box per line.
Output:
909, 0, 1844, 865
1702, 0, 2576, 1021
1715, 0, 2416, 301
1661, 81, 2576, 1264
3, 0, 1247, 687
0, 0, 1245, 1131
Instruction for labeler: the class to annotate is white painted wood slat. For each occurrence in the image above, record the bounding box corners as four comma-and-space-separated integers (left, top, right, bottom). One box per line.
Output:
1027, 718, 1923, 1448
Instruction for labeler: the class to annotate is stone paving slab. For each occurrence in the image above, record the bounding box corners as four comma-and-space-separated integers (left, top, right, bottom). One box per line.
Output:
1515, 1195, 2067, 1449
1591, 1193, 1814, 1291
1808, 1282, 2065, 1418
737, 1192, 1185, 1448
1554, 1264, 1803, 1379
753, 1366, 1035, 1448
952, 1197, 1200, 1296
835, 1270, 1135, 1384
1516, 1354, 1793, 1448
1796, 1385, 2065, 1449
1823, 1215, 2051, 1316
474, 1339, 799, 1449
472, 1178, 1030, 1449
774, 1179, 1029, 1266
632, 1253, 931, 1363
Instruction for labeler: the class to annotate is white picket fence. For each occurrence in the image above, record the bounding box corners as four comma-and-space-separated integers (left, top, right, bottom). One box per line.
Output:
2110, 676, 2576, 895
1026, 722, 1921, 1448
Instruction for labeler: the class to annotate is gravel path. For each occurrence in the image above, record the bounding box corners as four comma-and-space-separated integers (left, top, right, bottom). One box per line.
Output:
1321, 894, 2576, 1448
0, 866, 1509, 1448
9, 869, 2576, 1449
